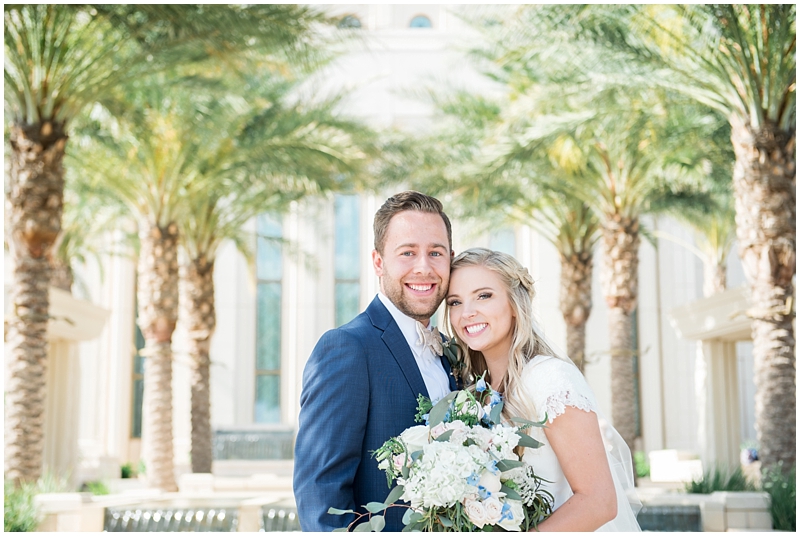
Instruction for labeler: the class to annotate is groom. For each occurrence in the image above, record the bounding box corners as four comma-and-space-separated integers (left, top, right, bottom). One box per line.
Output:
293, 191, 459, 531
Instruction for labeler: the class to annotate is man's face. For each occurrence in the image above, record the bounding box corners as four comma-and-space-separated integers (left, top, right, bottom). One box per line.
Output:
372, 210, 452, 323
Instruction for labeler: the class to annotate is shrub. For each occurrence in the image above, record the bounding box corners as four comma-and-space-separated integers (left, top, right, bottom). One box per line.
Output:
120, 462, 136, 479
684, 465, 755, 494
3, 474, 68, 532
81, 480, 110, 496
633, 451, 650, 478
761, 464, 795, 531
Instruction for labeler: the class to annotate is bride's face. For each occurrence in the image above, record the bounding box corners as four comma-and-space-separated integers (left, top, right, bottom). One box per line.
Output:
446, 265, 516, 362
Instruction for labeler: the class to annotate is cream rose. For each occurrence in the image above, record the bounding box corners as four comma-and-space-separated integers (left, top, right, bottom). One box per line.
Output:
464, 498, 488, 528
483, 496, 504, 524
479, 470, 502, 493
400, 425, 430, 453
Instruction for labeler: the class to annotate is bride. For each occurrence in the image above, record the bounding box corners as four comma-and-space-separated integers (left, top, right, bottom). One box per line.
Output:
445, 248, 641, 532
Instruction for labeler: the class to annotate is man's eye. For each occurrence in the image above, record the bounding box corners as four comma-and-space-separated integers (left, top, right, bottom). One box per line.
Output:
430, 251, 442, 257
401, 251, 414, 256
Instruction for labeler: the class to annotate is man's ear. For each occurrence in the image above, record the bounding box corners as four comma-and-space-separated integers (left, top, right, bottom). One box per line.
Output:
372, 249, 384, 277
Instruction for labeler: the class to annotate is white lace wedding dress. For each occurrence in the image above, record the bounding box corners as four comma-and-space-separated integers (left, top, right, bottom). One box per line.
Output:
519, 355, 641, 532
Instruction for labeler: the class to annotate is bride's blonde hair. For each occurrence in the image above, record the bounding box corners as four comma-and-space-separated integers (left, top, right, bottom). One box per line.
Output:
445, 247, 556, 421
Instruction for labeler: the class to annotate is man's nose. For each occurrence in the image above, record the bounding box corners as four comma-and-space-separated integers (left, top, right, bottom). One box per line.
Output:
412, 254, 433, 274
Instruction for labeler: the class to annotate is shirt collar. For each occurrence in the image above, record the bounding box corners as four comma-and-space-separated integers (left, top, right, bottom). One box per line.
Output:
377, 292, 431, 352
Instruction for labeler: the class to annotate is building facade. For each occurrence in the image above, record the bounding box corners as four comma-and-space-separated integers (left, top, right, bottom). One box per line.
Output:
3, 4, 757, 485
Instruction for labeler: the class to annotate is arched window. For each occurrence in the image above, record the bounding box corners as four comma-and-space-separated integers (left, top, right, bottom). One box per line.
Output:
409, 15, 432, 28
338, 14, 362, 29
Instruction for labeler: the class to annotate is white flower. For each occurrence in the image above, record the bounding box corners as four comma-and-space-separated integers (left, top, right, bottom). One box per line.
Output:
464, 498, 488, 528
479, 470, 502, 493
498, 500, 525, 531
483, 496, 504, 524
400, 425, 430, 453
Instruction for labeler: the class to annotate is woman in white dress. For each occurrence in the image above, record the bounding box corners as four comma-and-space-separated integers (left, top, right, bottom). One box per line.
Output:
445, 248, 640, 532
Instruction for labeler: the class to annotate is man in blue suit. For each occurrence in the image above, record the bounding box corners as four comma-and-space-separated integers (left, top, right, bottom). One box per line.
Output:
294, 191, 459, 531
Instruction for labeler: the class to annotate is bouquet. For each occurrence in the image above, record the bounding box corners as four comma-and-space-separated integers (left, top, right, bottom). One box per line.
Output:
329, 377, 554, 532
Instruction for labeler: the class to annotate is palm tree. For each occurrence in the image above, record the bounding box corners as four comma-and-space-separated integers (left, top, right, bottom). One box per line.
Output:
75, 72, 376, 479
3, 3, 334, 484
384, 88, 601, 372
563, 3, 796, 472
176, 77, 375, 473
639, 5, 795, 472
458, 5, 740, 452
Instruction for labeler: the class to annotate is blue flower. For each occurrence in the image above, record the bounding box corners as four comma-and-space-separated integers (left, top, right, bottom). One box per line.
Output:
499, 502, 513, 522
477, 485, 492, 500
466, 472, 480, 486
476, 377, 487, 393
422, 413, 430, 424
489, 391, 502, 406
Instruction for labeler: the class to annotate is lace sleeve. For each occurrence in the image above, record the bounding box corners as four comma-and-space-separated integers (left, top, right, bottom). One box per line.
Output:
520, 355, 598, 423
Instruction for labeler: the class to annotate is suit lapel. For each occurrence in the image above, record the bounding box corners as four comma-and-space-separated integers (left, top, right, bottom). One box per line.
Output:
366, 297, 429, 399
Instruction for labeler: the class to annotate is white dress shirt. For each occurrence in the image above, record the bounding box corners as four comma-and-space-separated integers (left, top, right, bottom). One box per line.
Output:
378, 293, 451, 403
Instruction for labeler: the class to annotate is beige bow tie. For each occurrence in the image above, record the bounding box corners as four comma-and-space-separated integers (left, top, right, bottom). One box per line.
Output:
415, 321, 443, 356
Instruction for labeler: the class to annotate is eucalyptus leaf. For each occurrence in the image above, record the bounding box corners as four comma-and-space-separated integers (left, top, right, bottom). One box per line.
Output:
489, 401, 504, 424
496, 459, 523, 472
328, 507, 355, 515
500, 484, 522, 500
516, 432, 543, 449
434, 429, 454, 442
384, 484, 404, 505
438, 515, 454, 527
428, 391, 458, 427
365, 502, 386, 514
370, 515, 386, 532
333, 528, 349, 532
402, 508, 413, 526
353, 520, 373, 532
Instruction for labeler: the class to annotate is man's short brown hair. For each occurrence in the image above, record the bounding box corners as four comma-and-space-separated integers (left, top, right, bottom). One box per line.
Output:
373, 191, 452, 254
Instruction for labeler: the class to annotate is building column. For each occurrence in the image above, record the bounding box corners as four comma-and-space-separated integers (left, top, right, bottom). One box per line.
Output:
696, 340, 741, 470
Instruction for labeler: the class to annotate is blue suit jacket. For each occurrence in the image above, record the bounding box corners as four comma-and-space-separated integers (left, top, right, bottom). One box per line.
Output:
293, 296, 458, 531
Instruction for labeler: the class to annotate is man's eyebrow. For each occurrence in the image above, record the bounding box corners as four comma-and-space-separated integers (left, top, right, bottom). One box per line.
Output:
394, 242, 449, 251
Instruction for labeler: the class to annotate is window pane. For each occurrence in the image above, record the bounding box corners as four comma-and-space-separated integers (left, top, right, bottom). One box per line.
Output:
338, 15, 361, 29
131, 378, 143, 438
254, 375, 281, 424
335, 195, 360, 279
410, 15, 432, 28
256, 282, 281, 371
335, 282, 360, 327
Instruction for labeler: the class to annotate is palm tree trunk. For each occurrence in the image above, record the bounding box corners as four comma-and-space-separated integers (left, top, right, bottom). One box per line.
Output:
50, 258, 73, 293
4, 122, 66, 484
601, 215, 640, 451
702, 261, 726, 297
559, 251, 593, 372
730, 119, 796, 473
138, 222, 180, 491
185, 254, 217, 474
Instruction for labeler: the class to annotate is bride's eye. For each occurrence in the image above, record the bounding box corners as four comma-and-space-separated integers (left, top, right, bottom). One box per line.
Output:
478, 292, 492, 300
447, 299, 461, 307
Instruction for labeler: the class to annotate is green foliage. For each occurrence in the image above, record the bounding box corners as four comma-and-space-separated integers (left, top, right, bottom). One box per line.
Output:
4, 474, 68, 532
761, 464, 796, 531
120, 462, 136, 479
81, 480, 110, 496
4, 480, 38, 532
683, 465, 756, 494
633, 451, 650, 478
